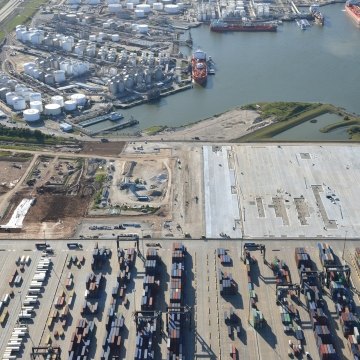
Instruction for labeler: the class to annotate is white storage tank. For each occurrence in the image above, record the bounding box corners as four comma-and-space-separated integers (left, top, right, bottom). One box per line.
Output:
30, 100, 43, 112
23, 109, 40, 122
66, 14, 78, 22
51, 95, 64, 107
89, 34, 97, 42
153, 2, 164, 10
134, 9, 145, 17
53, 70, 66, 83
137, 24, 149, 33
64, 100, 77, 111
127, 0, 139, 3
108, 3, 122, 12
136, 4, 151, 12
107, 0, 120, 3
45, 104, 62, 116
13, 96, 26, 111
44, 74, 55, 85
29, 92, 42, 102
6, 92, 17, 106
111, 34, 120, 42
164, 4, 180, 13
70, 93, 87, 106
126, 2, 134, 9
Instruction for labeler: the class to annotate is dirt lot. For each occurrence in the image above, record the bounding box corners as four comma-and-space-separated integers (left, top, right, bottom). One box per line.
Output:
0, 153, 33, 195
80, 141, 126, 156
144, 108, 272, 142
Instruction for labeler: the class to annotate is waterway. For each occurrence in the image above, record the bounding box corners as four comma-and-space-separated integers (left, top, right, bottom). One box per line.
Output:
113, 3, 360, 135
273, 113, 350, 141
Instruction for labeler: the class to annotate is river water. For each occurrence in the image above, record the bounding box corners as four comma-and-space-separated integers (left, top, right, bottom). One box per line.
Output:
114, 4, 360, 134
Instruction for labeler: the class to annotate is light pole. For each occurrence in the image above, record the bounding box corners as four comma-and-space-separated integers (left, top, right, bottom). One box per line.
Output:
342, 230, 348, 261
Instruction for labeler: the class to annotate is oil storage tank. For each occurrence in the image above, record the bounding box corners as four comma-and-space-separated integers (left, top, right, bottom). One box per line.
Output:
70, 93, 87, 106
12, 96, 26, 111
23, 109, 40, 122
30, 101, 43, 112
45, 103, 61, 116
64, 100, 77, 111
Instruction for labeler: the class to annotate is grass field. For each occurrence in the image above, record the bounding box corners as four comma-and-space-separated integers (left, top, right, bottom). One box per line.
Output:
0, 0, 47, 42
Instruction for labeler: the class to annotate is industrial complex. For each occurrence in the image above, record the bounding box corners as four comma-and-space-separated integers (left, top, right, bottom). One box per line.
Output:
0, 0, 359, 357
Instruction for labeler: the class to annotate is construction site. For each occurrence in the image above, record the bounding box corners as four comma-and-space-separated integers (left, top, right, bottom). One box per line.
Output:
0, 143, 360, 241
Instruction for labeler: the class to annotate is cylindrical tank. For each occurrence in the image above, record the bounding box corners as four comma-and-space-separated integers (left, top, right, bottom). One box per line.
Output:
134, 9, 145, 17
136, 4, 151, 12
53, 70, 66, 83
108, 3, 122, 12
23, 109, 40, 122
29, 92, 42, 102
6, 92, 17, 106
64, 100, 77, 111
44, 74, 55, 85
127, 0, 139, 3
89, 34, 97, 42
51, 95, 64, 107
126, 2, 134, 9
164, 4, 179, 13
30, 101, 43, 112
70, 93, 87, 106
45, 104, 62, 116
137, 24, 149, 33
12, 96, 26, 111
153, 2, 163, 10
111, 34, 120, 42
107, 0, 119, 3
66, 14, 78, 22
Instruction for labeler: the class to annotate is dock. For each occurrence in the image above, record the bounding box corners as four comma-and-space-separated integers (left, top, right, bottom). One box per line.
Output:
87, 119, 139, 135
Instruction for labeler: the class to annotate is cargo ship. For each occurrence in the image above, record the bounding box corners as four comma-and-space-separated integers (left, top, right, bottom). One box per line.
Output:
210, 19, 277, 32
191, 49, 207, 85
310, 5, 324, 26
345, 0, 360, 26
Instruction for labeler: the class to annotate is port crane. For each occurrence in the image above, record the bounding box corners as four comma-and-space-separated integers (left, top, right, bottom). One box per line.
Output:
133, 305, 192, 330
242, 243, 266, 264
323, 264, 351, 287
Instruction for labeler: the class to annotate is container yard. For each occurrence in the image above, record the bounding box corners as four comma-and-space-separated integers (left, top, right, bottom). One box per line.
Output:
0, 238, 359, 360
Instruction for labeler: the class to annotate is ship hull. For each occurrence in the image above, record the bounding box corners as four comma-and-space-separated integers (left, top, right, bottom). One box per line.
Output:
345, 5, 360, 26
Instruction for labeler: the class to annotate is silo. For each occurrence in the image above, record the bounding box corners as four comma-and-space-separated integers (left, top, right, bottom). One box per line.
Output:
164, 4, 180, 13
53, 70, 66, 83
13, 96, 26, 111
137, 4, 151, 13
74, 46, 84, 56
137, 24, 149, 33
51, 95, 64, 107
111, 34, 120, 42
64, 100, 77, 111
108, 3, 122, 12
153, 2, 164, 10
6, 92, 17, 106
70, 93, 87, 106
108, 81, 118, 95
7, 80, 18, 91
44, 74, 55, 85
30, 100, 43, 112
23, 109, 40, 122
0, 87, 10, 99
45, 104, 61, 116
134, 9, 145, 17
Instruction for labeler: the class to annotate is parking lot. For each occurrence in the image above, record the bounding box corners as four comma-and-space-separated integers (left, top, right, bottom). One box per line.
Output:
0, 239, 359, 360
